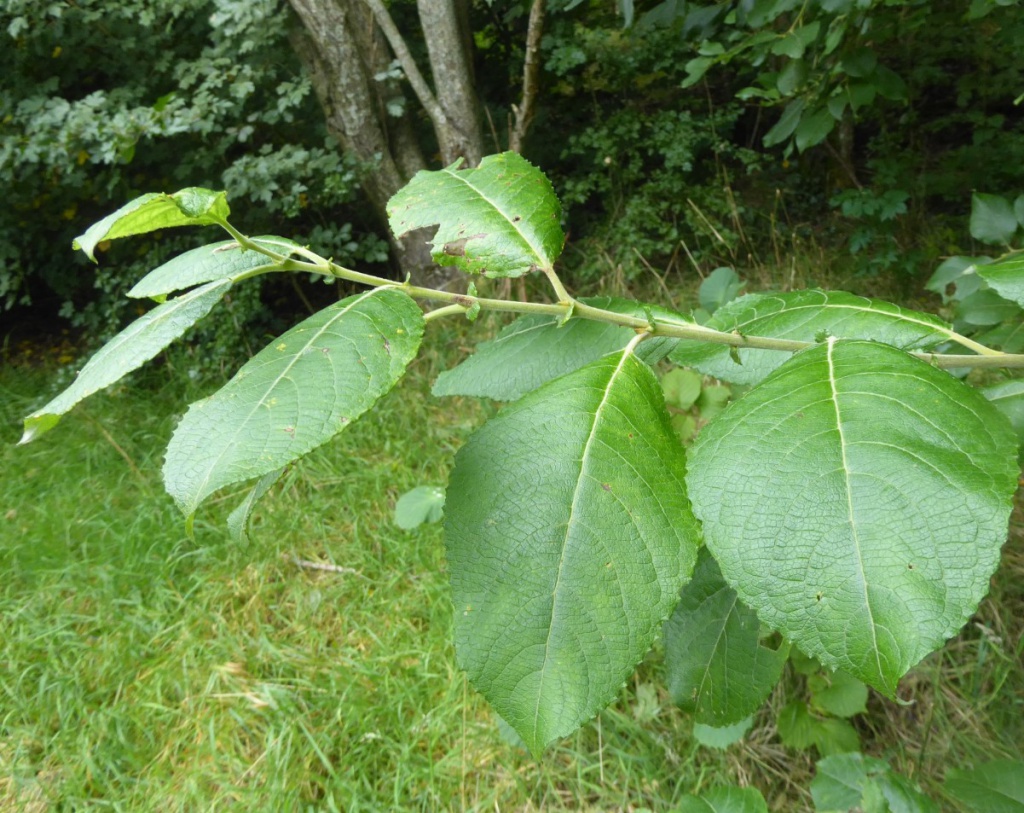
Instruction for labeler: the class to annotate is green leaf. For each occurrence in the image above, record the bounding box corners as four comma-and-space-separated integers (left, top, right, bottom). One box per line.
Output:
394, 485, 446, 530
682, 56, 716, 88
662, 368, 703, 410
73, 188, 230, 262
664, 548, 788, 725
981, 379, 1024, 453
777, 701, 818, 749
432, 297, 684, 401
687, 340, 1018, 694
763, 98, 806, 148
445, 348, 701, 755
692, 716, 754, 750
971, 193, 1019, 245
812, 752, 891, 811
669, 290, 955, 386
771, 32, 807, 59
814, 717, 860, 757
678, 785, 769, 813
925, 256, 988, 304
20, 279, 232, 444
1014, 194, 1024, 227
809, 670, 868, 718
777, 58, 808, 95
163, 288, 424, 521
972, 252, 1024, 307
796, 108, 836, 152
387, 152, 564, 278
956, 288, 1022, 327
129, 237, 303, 299
699, 268, 744, 314
946, 760, 1024, 813
696, 384, 732, 421
871, 772, 940, 813
841, 48, 878, 78
227, 467, 285, 544
873, 66, 908, 101
779, 703, 859, 756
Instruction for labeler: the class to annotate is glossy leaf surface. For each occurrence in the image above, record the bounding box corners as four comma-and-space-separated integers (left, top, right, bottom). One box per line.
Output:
74, 188, 230, 262
164, 288, 424, 520
446, 348, 700, 754
21, 279, 232, 443
670, 290, 954, 385
433, 298, 684, 401
387, 152, 564, 278
664, 548, 788, 725
688, 340, 1017, 694
129, 237, 303, 299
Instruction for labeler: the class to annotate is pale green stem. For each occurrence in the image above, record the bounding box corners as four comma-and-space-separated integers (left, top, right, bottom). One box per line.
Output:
541, 265, 573, 304
944, 332, 1003, 356
424, 304, 468, 322
219, 221, 1024, 370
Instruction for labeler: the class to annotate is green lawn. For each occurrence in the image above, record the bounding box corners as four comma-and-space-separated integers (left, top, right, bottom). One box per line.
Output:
2, 318, 1022, 811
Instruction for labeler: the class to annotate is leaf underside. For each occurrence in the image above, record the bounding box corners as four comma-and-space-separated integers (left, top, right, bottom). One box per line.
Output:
670, 290, 954, 385
445, 349, 700, 755
21, 279, 233, 444
687, 339, 1018, 694
432, 297, 685, 401
664, 548, 788, 726
129, 236, 303, 299
387, 152, 564, 278
163, 287, 424, 519
73, 188, 230, 262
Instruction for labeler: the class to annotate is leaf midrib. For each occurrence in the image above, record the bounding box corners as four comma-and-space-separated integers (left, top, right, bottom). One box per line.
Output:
180, 287, 383, 512
442, 164, 552, 272
531, 349, 634, 739
825, 338, 884, 682
724, 296, 951, 344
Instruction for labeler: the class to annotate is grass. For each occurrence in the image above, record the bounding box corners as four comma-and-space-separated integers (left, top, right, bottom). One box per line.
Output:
1, 305, 1023, 811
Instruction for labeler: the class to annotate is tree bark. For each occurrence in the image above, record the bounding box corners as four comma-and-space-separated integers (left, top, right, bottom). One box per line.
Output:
288, 0, 437, 282
417, 0, 483, 165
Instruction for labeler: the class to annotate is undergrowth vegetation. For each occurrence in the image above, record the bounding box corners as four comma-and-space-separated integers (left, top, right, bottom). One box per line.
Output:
3, 294, 1022, 811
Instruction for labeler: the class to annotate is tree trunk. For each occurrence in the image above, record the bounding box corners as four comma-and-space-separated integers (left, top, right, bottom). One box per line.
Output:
417, 0, 483, 165
288, 0, 437, 282
287, 0, 490, 287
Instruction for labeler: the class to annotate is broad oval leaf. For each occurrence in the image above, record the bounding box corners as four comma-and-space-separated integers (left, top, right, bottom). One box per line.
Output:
74, 188, 230, 262
445, 348, 701, 755
946, 759, 1024, 813
129, 236, 303, 299
973, 251, 1024, 307
664, 548, 788, 726
981, 378, 1024, 453
433, 297, 685, 401
20, 279, 232, 444
387, 152, 564, 278
678, 786, 769, 813
394, 485, 446, 530
163, 287, 424, 519
670, 290, 957, 385
971, 192, 1019, 246
813, 753, 939, 813
687, 339, 1018, 694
